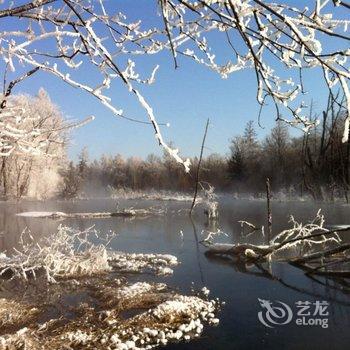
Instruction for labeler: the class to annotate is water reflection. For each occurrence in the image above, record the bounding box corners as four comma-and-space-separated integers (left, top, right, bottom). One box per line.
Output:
1, 196, 350, 349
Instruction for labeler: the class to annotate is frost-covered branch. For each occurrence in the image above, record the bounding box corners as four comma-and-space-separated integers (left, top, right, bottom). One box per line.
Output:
162, 0, 350, 135
1, 0, 349, 169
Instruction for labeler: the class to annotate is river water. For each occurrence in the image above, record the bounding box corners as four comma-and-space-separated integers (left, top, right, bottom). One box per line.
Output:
1, 196, 350, 349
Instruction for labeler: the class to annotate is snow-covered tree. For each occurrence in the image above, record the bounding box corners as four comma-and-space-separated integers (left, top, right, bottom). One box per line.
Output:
0, 0, 349, 171
1, 89, 67, 198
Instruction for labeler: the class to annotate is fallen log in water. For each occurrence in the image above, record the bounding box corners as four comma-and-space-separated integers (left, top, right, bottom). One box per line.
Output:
204, 243, 275, 260
202, 212, 350, 297
16, 209, 164, 219
203, 210, 350, 263
205, 234, 350, 262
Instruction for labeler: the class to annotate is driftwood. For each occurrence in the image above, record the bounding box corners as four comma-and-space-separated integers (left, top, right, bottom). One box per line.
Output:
239, 221, 261, 238
205, 243, 274, 260
16, 209, 164, 219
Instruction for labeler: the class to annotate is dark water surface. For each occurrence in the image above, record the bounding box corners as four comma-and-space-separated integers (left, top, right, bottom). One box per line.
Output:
1, 196, 350, 350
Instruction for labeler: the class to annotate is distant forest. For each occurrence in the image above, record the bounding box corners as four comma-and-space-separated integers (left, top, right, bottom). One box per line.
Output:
61, 93, 350, 202
1, 91, 348, 202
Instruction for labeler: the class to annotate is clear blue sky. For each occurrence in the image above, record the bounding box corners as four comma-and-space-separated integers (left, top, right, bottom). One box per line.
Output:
2, 0, 344, 161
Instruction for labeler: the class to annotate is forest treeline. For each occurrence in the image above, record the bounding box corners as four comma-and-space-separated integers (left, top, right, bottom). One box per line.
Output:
61, 93, 350, 202
1, 91, 349, 202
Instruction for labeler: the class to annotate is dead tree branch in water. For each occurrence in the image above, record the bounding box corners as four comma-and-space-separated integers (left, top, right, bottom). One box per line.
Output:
190, 118, 209, 215
266, 178, 272, 243
203, 211, 350, 277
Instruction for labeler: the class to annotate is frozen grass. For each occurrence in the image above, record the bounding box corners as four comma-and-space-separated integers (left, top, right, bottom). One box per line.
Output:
0, 225, 111, 282
108, 293, 221, 349
0, 225, 221, 349
0, 280, 221, 349
0, 223, 221, 349
0, 299, 39, 332
109, 253, 178, 276
0, 226, 179, 283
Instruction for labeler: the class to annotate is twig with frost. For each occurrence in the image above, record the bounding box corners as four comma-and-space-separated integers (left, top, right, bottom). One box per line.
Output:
239, 220, 262, 237
194, 182, 219, 219
200, 228, 227, 245
4, 1, 348, 170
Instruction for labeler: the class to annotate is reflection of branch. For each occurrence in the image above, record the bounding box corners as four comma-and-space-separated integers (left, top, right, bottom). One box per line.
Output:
292, 261, 350, 278
306, 273, 350, 295
189, 217, 204, 285
205, 254, 350, 306
255, 263, 350, 306
291, 262, 350, 292
238, 220, 262, 238
313, 257, 350, 271
291, 243, 350, 264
